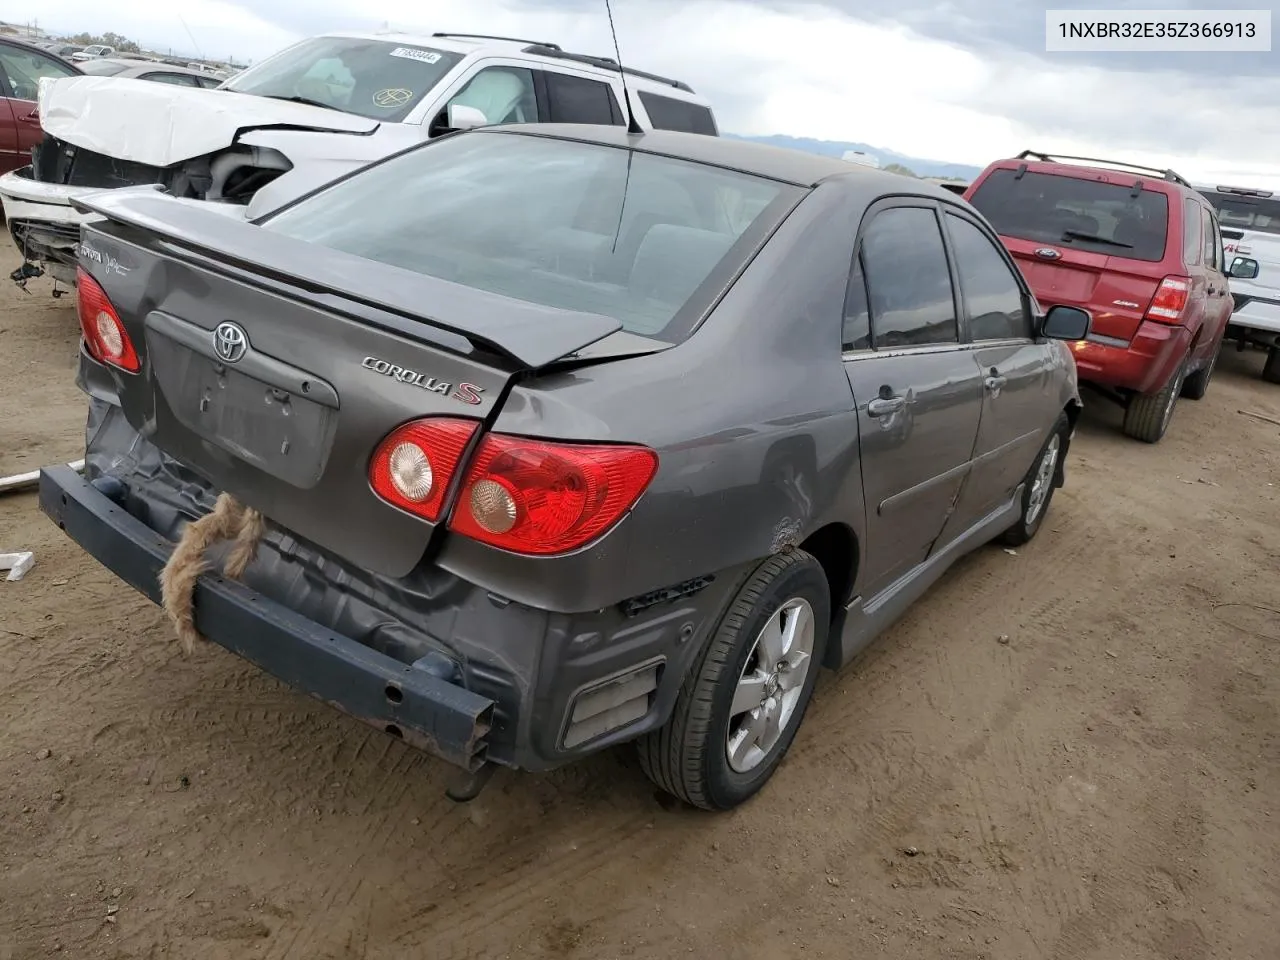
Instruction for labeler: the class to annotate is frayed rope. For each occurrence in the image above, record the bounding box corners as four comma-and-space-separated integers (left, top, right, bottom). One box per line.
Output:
159, 493, 265, 654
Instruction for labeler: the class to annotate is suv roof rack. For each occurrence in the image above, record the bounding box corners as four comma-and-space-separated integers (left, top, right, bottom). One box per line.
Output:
1015, 150, 1192, 189
432, 32, 562, 50
521, 44, 695, 93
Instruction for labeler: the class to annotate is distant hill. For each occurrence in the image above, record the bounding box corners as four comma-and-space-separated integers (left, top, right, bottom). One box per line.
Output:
725, 133, 984, 182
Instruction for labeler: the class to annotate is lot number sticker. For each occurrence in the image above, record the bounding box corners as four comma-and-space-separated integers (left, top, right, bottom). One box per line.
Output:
390, 47, 442, 64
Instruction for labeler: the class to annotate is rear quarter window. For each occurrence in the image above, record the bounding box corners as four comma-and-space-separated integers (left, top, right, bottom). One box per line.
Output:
968, 168, 1171, 263
637, 91, 718, 136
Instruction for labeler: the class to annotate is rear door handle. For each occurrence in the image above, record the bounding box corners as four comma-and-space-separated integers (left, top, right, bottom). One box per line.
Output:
867, 395, 906, 417
984, 375, 1008, 392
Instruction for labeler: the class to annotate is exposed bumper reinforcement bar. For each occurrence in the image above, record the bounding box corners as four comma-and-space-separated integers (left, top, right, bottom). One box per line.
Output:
39, 464, 495, 771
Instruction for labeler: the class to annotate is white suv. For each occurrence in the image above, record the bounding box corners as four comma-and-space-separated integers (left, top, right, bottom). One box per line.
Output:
1199, 184, 1280, 383
0, 31, 718, 285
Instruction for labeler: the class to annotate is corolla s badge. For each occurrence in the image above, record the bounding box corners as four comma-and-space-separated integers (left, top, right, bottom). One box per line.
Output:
1034, 247, 1062, 260
361, 356, 485, 405
213, 322, 248, 363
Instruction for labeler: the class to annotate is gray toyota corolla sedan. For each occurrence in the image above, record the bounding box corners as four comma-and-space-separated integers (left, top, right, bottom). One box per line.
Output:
42, 123, 1089, 810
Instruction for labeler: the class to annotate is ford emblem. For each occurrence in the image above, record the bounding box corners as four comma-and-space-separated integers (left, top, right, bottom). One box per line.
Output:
1035, 247, 1062, 260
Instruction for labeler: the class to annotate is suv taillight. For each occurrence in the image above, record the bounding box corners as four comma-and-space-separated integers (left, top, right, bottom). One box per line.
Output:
1144, 276, 1191, 324
76, 267, 140, 372
369, 417, 480, 522
448, 435, 658, 555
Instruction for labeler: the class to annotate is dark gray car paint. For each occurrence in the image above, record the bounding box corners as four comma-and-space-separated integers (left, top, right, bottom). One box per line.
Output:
67, 125, 1082, 772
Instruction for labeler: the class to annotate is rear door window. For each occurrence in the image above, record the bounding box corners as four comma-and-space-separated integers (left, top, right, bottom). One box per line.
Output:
637, 91, 718, 135
1182, 198, 1202, 266
968, 168, 1170, 263
1204, 209, 1223, 271
543, 72, 623, 125
944, 212, 1032, 341
858, 206, 959, 348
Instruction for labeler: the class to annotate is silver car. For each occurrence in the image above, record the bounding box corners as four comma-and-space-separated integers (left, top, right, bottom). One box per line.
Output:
43, 125, 1089, 810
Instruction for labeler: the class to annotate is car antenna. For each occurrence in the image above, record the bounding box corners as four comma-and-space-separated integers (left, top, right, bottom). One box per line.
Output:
604, 0, 643, 135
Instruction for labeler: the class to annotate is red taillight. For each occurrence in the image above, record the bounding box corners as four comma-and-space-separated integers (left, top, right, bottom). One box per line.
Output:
449, 435, 658, 555
76, 267, 140, 372
369, 417, 480, 521
1144, 276, 1190, 323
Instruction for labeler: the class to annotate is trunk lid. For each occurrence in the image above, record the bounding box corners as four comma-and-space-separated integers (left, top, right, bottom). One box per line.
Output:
39, 75, 381, 168
76, 192, 623, 579
1002, 236, 1163, 342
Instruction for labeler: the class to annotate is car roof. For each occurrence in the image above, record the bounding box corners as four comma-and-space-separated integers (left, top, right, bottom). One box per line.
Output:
90, 57, 211, 76
313, 30, 708, 102
481, 124, 959, 193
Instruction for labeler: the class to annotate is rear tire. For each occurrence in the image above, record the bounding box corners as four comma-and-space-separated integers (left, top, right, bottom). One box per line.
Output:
637, 550, 830, 811
1122, 355, 1188, 443
997, 412, 1069, 547
1263, 345, 1280, 385
1181, 339, 1220, 400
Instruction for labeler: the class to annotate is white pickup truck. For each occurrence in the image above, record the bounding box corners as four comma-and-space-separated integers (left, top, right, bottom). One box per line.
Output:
1198, 184, 1280, 383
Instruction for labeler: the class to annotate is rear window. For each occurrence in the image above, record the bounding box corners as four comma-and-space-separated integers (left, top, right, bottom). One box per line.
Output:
261, 132, 795, 343
222, 36, 464, 122
968, 168, 1170, 262
637, 91, 718, 136
1201, 190, 1280, 236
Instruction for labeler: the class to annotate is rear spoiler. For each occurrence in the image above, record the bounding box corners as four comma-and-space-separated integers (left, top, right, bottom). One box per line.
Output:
72, 189, 622, 370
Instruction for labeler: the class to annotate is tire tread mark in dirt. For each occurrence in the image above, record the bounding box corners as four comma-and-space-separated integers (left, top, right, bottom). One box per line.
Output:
271, 747, 422, 960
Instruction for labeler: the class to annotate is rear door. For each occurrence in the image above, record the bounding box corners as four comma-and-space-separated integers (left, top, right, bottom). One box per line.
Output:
938, 208, 1053, 538
966, 167, 1173, 343
1199, 205, 1232, 347
841, 201, 983, 599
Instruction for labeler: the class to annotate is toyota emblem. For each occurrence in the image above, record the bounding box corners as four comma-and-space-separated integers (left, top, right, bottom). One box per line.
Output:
213, 322, 248, 363
1034, 247, 1062, 260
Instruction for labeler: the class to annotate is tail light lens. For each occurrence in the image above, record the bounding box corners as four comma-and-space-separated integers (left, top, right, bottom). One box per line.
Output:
1144, 276, 1190, 323
76, 267, 140, 372
449, 436, 658, 555
369, 417, 480, 521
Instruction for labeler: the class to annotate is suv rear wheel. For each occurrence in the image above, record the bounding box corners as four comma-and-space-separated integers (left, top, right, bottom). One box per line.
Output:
1181, 339, 1221, 400
1122, 355, 1187, 443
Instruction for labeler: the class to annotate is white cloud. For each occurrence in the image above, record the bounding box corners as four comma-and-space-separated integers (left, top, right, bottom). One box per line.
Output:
27, 0, 1280, 189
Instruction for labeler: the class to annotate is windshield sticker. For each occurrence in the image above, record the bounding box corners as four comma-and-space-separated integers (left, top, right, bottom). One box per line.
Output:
389, 47, 441, 64
372, 88, 413, 108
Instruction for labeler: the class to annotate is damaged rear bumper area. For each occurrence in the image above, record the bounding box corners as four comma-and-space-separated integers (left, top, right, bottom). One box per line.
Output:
40, 463, 495, 772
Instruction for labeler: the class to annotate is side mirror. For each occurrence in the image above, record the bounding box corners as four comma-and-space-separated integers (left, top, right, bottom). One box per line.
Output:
1229, 255, 1260, 280
1041, 304, 1091, 342
445, 103, 488, 132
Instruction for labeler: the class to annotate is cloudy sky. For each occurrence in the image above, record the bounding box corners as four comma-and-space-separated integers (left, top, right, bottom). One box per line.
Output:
28, 0, 1280, 187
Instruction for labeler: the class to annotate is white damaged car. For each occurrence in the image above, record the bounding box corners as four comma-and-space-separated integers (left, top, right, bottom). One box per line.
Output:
0, 30, 718, 285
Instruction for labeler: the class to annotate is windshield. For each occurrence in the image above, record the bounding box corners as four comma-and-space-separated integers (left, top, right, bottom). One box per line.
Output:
1202, 190, 1280, 237
78, 60, 131, 76
222, 36, 464, 122
969, 168, 1171, 262
261, 131, 795, 343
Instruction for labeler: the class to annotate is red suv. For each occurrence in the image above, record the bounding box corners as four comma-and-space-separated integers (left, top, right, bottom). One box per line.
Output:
964, 151, 1235, 443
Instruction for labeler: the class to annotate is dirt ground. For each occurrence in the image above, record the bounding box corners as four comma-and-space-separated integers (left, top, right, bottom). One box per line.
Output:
1, 243, 1277, 960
